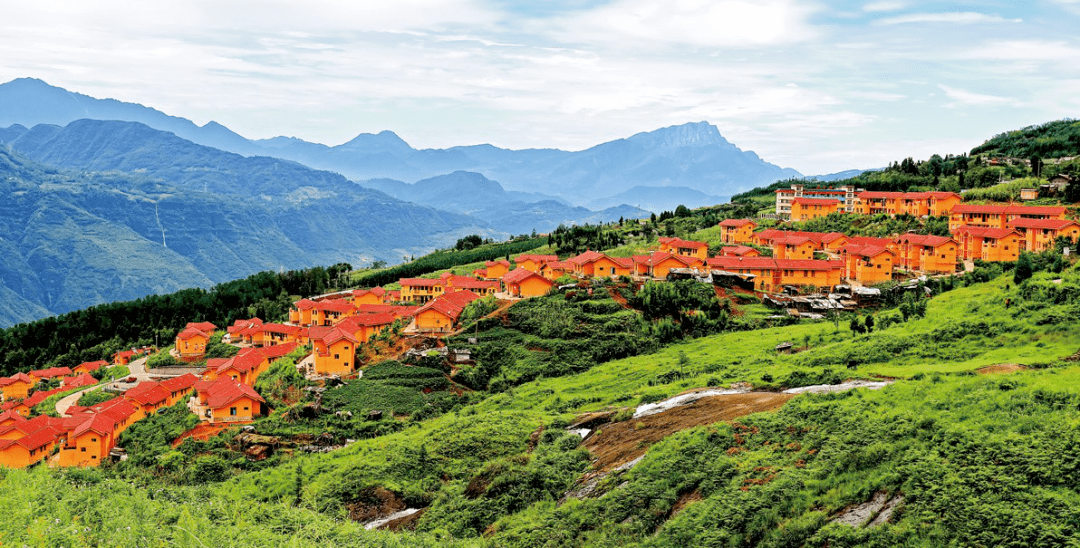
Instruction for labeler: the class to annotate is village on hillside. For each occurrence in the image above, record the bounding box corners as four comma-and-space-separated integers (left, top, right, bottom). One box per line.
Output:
0, 186, 1076, 470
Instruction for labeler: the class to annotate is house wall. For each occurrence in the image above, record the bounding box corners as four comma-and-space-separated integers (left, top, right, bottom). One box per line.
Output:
980, 235, 1020, 262
211, 397, 260, 423
1, 382, 33, 401
176, 334, 208, 358
854, 254, 893, 285
590, 257, 631, 278
58, 431, 111, 467
791, 201, 839, 221
778, 268, 841, 290
313, 339, 354, 376
515, 277, 553, 298
415, 309, 454, 333
720, 225, 755, 244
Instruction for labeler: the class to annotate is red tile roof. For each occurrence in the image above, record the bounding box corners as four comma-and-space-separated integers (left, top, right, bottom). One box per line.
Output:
719, 218, 756, 227
772, 235, 814, 246
29, 367, 72, 379
309, 326, 360, 347
227, 318, 263, 334
186, 322, 217, 333
792, 197, 841, 205
16, 426, 62, 451
567, 250, 606, 265
515, 254, 558, 264
952, 226, 1019, 239
62, 373, 97, 389
418, 290, 481, 322
0, 410, 27, 424
846, 236, 895, 248
177, 327, 209, 341
125, 382, 171, 406
356, 304, 420, 318
199, 378, 265, 408
659, 237, 708, 249
257, 342, 300, 360
71, 413, 116, 438
858, 191, 931, 200
75, 360, 109, 372
399, 278, 442, 287
1006, 218, 1079, 230
310, 299, 355, 313
953, 204, 1067, 216
719, 246, 758, 256
503, 268, 551, 285
897, 234, 956, 247
352, 287, 386, 299
485, 260, 511, 268
843, 244, 894, 258
0, 373, 34, 387
707, 257, 782, 270
160, 373, 201, 393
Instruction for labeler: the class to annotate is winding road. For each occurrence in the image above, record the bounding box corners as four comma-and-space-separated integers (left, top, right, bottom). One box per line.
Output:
54, 356, 158, 416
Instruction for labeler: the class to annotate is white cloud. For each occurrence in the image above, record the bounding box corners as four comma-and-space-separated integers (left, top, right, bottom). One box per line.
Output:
555, 0, 819, 49
863, 1, 908, 12
876, 12, 1022, 25
938, 84, 1012, 107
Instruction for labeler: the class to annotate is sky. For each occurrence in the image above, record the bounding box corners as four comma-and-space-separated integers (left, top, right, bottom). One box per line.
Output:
2, 0, 1079, 175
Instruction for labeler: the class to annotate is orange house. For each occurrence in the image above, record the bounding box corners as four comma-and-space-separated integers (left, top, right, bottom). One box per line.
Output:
841, 244, 895, 286
352, 288, 388, 306
175, 323, 215, 359
775, 259, 843, 291
895, 234, 959, 273
335, 313, 398, 344
790, 198, 841, 221
0, 426, 62, 468
399, 278, 445, 304
191, 378, 265, 423
1007, 218, 1080, 253
515, 254, 559, 273
441, 273, 500, 297
0, 411, 25, 428
474, 260, 510, 280
952, 227, 1021, 262
927, 192, 963, 216
949, 204, 1068, 230
73, 361, 109, 376
415, 291, 481, 333
58, 414, 116, 468
658, 237, 709, 260
707, 257, 782, 292
638, 252, 705, 279
124, 382, 173, 416
568, 251, 632, 278
820, 233, 850, 252
502, 268, 555, 298
309, 327, 359, 376
0, 374, 36, 402
718, 246, 761, 257
29, 367, 72, 382
540, 260, 574, 280
718, 219, 758, 244
772, 236, 817, 260
226, 318, 263, 344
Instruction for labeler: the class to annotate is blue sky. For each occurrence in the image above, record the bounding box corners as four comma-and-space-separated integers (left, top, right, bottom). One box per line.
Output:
2, 0, 1079, 174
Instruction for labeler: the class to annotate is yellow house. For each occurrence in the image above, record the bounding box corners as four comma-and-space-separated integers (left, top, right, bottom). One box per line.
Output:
415, 291, 480, 334
191, 378, 265, 423
841, 244, 895, 286
718, 219, 758, 244
1007, 219, 1080, 253
790, 198, 841, 221
775, 259, 843, 291
540, 260, 574, 280
949, 204, 1068, 230
658, 237, 709, 261
351, 288, 387, 306
771, 236, 817, 260
502, 268, 554, 298
400, 278, 445, 304
952, 227, 1021, 262
176, 325, 210, 357
515, 254, 559, 273
474, 260, 511, 280
896, 234, 959, 273
0, 373, 36, 402
73, 360, 109, 376
57, 415, 115, 468
717, 246, 761, 257
309, 327, 359, 376
641, 252, 704, 279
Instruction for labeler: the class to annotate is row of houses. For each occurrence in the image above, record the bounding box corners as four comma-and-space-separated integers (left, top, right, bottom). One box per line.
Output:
0, 372, 200, 469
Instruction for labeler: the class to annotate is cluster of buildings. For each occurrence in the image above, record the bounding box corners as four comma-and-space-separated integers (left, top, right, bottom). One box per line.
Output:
0, 357, 201, 468
718, 200, 1077, 291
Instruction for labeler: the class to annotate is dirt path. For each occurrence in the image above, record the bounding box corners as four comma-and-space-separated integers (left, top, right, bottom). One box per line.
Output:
976, 363, 1030, 375
56, 356, 157, 416
172, 422, 241, 447
584, 392, 795, 473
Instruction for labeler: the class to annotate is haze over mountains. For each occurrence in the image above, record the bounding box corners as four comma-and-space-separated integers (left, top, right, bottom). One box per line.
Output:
0, 78, 801, 209
0, 77, 809, 327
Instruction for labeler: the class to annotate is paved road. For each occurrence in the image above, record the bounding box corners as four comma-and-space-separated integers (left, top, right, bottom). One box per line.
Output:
55, 356, 157, 417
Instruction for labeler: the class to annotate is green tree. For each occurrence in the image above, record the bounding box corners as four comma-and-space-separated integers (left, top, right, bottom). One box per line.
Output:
1014, 253, 1034, 284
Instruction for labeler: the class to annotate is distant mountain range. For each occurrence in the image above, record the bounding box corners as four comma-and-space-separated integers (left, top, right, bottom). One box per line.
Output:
0, 77, 809, 327
0, 78, 801, 210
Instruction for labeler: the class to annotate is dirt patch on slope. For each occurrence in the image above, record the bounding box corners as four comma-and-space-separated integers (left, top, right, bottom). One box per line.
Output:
583, 392, 794, 473
976, 363, 1029, 375
668, 489, 703, 519
172, 422, 243, 447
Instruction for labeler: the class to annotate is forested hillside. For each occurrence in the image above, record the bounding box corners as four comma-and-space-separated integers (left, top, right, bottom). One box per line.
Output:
971, 119, 1080, 158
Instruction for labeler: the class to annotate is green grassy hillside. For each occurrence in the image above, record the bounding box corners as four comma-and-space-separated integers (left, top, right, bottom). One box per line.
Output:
1, 252, 1078, 546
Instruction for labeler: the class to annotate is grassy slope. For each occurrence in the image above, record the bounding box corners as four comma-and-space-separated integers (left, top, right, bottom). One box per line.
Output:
1, 259, 1079, 545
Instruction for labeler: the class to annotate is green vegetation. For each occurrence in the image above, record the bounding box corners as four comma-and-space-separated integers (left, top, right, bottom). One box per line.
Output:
783, 212, 950, 237
75, 389, 116, 407
350, 237, 546, 288
972, 119, 1080, 159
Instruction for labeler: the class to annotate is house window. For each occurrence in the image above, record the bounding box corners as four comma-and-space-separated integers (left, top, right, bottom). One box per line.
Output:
81, 447, 86, 452
91, 438, 96, 442
334, 354, 340, 360
230, 407, 237, 416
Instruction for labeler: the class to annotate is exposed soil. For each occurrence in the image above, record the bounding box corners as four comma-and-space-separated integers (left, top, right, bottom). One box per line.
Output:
831, 491, 903, 528
347, 486, 407, 523
172, 422, 244, 447
583, 392, 795, 473
976, 363, 1030, 375
608, 288, 634, 310
668, 489, 703, 520
384, 508, 426, 531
